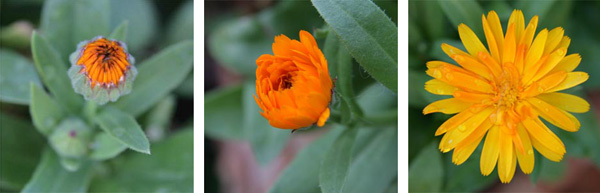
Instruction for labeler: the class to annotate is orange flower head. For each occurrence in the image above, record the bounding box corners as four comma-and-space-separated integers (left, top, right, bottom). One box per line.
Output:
68, 36, 137, 105
254, 30, 333, 129
424, 10, 589, 183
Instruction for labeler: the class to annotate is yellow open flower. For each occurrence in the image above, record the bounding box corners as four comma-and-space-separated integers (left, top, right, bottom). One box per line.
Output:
254, 30, 333, 130
423, 10, 589, 183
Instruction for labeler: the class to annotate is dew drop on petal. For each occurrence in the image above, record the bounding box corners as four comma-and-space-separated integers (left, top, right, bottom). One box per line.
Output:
527, 149, 534, 155
433, 70, 442, 79
458, 124, 466, 132
446, 73, 454, 81
448, 139, 453, 144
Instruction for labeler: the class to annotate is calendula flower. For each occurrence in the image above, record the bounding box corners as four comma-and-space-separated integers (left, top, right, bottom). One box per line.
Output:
254, 30, 333, 130
423, 10, 589, 183
68, 36, 137, 105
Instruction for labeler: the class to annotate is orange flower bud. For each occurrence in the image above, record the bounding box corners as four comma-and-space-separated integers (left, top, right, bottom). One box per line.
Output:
254, 30, 333, 129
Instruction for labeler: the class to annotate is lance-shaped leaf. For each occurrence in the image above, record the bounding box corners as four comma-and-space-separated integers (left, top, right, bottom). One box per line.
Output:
94, 107, 150, 154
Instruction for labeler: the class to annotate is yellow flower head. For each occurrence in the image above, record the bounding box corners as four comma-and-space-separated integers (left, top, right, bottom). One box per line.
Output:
254, 30, 333, 130
423, 10, 590, 183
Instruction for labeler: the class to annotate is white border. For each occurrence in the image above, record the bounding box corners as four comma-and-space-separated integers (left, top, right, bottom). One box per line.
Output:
398, 0, 408, 192
194, 0, 205, 192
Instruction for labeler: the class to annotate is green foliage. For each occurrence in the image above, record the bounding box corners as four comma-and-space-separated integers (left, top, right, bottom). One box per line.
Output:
31, 31, 84, 114
22, 148, 94, 193
89, 129, 193, 193
112, 41, 193, 117
89, 132, 127, 161
438, 0, 484, 37
312, 0, 398, 93
108, 0, 158, 54
0, 112, 45, 191
204, 84, 245, 140
409, 142, 443, 192
29, 83, 65, 136
0, 50, 41, 105
95, 107, 151, 154
319, 127, 358, 193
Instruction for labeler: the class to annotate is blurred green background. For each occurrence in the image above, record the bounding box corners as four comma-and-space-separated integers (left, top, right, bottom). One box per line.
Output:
409, 0, 600, 192
0, 0, 193, 192
205, 0, 398, 193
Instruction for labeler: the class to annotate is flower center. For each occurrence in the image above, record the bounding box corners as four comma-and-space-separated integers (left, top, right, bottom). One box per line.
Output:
496, 81, 519, 108
277, 74, 294, 90
77, 37, 130, 88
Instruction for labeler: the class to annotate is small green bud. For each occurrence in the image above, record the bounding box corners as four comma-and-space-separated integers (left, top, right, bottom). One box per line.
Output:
49, 118, 93, 158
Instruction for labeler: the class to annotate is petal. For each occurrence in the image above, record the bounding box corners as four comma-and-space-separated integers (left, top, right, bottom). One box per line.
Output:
423, 98, 473, 115
426, 62, 494, 93
486, 11, 504, 57
317, 107, 330, 127
452, 132, 483, 165
480, 125, 500, 176
524, 29, 548, 74
273, 35, 293, 57
522, 116, 566, 155
531, 136, 563, 162
453, 90, 494, 104
441, 43, 468, 57
551, 53, 581, 73
425, 79, 458, 95
520, 71, 566, 98
536, 93, 590, 113
482, 14, 501, 62
530, 48, 567, 83
544, 27, 564, 54
503, 23, 517, 64
515, 124, 535, 174
450, 54, 494, 80
458, 24, 489, 57
519, 15, 539, 48
498, 131, 515, 183
546, 72, 589, 93
434, 107, 477, 136
556, 36, 571, 51
439, 108, 494, 152
508, 9, 525, 42
527, 97, 580, 132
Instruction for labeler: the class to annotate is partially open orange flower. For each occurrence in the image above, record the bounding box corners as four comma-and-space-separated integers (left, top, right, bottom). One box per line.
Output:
424, 10, 589, 183
254, 30, 333, 129
68, 36, 137, 105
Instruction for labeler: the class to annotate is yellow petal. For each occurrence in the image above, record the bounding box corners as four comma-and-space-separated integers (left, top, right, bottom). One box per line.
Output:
531, 136, 563, 162
423, 98, 472, 115
458, 24, 489, 57
480, 126, 500, 176
515, 124, 535, 174
503, 23, 517, 64
524, 29, 548, 74
441, 43, 468, 57
527, 97, 580, 132
452, 132, 484, 165
453, 90, 493, 104
508, 9, 525, 42
557, 36, 571, 51
522, 116, 566, 155
434, 107, 479, 136
317, 108, 330, 127
530, 48, 566, 83
498, 132, 515, 183
551, 53, 581, 73
536, 93, 590, 113
519, 15, 538, 48
546, 72, 589, 93
520, 71, 566, 98
450, 54, 493, 80
544, 27, 565, 54
439, 108, 493, 152
482, 14, 500, 62
487, 11, 504, 59
426, 62, 494, 93
425, 79, 458, 95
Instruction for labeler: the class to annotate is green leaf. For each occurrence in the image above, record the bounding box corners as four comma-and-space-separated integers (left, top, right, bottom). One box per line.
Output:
31, 31, 84, 114
342, 127, 397, 193
112, 40, 193, 117
0, 112, 45, 191
516, 0, 556, 21
0, 49, 41, 105
108, 20, 128, 42
144, 95, 176, 142
443, 144, 498, 192
438, 0, 484, 37
409, 142, 443, 192
356, 83, 397, 115
109, 0, 158, 54
319, 126, 358, 193
89, 129, 193, 193
410, 0, 445, 40
164, 0, 193, 46
29, 83, 65, 136
270, 126, 345, 193
22, 148, 94, 193
312, 0, 398, 92
242, 82, 290, 165
208, 0, 323, 77
89, 132, 128, 161
40, 0, 110, 61
204, 84, 245, 140
94, 107, 150, 154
